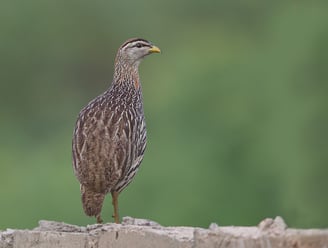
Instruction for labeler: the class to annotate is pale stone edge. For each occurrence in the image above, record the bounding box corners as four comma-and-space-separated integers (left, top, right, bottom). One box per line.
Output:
1, 216, 328, 248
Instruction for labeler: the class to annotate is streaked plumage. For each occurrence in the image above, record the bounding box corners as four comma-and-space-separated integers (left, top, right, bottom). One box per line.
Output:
72, 38, 160, 223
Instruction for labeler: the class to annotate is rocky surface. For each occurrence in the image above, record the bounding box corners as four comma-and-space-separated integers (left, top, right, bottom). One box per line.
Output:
0, 216, 328, 248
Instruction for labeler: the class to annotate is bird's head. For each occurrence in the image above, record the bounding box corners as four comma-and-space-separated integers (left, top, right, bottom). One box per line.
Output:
116, 38, 160, 66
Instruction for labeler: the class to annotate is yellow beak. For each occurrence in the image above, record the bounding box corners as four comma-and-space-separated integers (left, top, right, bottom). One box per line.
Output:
149, 45, 161, 53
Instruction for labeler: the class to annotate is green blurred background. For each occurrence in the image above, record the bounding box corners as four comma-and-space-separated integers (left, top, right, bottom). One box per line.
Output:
1, 1, 328, 229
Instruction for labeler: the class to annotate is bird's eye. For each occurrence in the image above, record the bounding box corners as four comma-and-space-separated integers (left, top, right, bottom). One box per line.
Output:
136, 43, 142, 48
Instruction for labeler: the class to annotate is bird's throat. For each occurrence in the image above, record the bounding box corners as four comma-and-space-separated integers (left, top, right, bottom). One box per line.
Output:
113, 63, 140, 90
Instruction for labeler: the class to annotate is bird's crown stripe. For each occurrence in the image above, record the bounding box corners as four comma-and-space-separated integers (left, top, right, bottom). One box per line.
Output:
120, 38, 150, 49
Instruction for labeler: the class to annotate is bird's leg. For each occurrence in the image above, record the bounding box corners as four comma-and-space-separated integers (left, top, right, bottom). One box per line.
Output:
96, 214, 103, 224
111, 191, 120, 224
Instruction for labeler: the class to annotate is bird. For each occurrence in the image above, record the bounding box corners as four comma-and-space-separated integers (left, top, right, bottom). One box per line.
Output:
72, 38, 160, 224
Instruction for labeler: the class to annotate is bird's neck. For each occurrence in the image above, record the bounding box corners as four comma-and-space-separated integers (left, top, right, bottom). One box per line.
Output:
112, 58, 141, 90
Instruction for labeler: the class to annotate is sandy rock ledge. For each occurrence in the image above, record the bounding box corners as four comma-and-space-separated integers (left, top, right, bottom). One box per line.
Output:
0, 216, 328, 248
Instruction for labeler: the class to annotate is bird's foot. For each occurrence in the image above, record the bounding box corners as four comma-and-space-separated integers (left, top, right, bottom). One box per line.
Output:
96, 215, 103, 224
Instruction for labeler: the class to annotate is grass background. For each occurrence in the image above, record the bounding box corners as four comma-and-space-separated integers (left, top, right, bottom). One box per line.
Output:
0, 0, 327, 229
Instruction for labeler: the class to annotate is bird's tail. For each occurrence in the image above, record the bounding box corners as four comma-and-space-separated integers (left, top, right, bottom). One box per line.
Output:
80, 184, 105, 218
